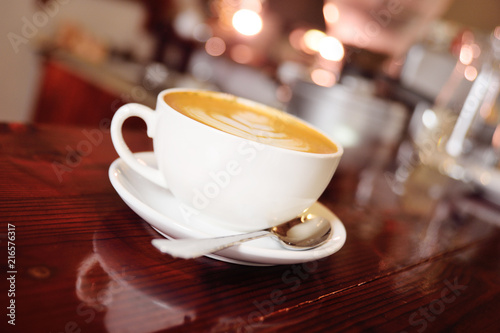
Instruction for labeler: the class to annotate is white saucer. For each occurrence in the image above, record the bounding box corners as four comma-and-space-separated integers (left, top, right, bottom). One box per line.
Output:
108, 152, 346, 266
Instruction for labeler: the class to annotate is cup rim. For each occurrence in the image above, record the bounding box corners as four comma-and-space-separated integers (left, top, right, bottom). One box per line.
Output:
157, 88, 344, 158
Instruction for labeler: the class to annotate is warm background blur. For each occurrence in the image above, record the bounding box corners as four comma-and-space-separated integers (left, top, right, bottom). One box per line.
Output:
1, 0, 498, 130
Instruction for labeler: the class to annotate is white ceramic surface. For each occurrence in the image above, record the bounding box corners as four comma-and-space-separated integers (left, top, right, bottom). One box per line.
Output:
108, 152, 347, 266
110, 88, 343, 231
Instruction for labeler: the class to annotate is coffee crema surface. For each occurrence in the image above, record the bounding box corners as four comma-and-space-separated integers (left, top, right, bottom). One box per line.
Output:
164, 91, 337, 154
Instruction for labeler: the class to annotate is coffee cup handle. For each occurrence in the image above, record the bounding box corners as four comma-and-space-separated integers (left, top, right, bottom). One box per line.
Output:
110, 103, 168, 188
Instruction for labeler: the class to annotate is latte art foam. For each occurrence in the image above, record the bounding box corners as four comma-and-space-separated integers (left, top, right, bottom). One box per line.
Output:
164, 91, 337, 154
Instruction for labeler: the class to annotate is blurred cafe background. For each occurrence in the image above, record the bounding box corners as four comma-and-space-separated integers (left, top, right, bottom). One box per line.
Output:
1, 0, 500, 211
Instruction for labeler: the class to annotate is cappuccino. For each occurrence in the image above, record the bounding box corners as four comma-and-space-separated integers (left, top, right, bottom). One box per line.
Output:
112, 88, 343, 231
163, 91, 337, 154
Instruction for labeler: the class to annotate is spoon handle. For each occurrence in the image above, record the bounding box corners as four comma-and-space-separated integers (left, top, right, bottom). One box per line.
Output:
151, 231, 270, 259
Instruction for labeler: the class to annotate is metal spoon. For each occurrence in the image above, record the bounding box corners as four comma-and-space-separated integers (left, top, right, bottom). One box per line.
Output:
151, 213, 332, 259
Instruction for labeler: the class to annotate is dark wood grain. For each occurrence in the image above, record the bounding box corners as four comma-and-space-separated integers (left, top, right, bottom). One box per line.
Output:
1, 123, 499, 333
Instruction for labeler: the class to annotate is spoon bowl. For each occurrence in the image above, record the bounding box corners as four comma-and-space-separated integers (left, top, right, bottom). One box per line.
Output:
271, 214, 331, 250
151, 213, 332, 259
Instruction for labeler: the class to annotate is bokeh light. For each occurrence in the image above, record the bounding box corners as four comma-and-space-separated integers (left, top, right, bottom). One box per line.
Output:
459, 44, 474, 65
303, 29, 326, 53
230, 44, 254, 64
464, 65, 478, 81
323, 3, 339, 24
422, 109, 438, 129
318, 36, 344, 61
289, 28, 306, 51
471, 43, 481, 59
311, 68, 337, 87
232, 9, 263, 36
193, 23, 213, 42
205, 37, 226, 56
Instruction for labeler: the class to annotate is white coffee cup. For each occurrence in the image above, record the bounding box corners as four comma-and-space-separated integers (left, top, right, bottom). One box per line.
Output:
111, 89, 343, 231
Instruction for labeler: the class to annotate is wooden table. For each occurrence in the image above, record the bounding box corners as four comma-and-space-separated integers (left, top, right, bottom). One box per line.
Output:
1, 122, 499, 332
